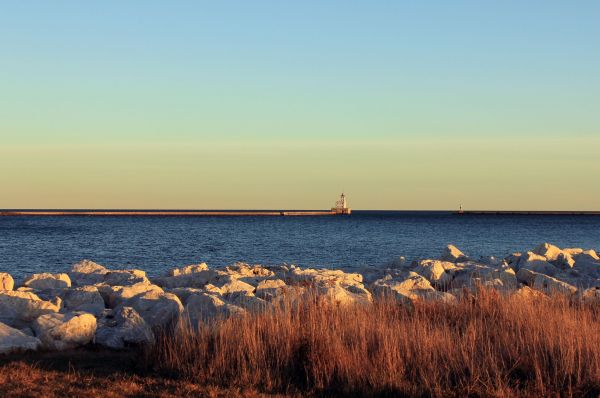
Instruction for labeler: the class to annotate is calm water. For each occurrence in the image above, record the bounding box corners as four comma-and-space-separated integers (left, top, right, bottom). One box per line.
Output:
1, 211, 599, 280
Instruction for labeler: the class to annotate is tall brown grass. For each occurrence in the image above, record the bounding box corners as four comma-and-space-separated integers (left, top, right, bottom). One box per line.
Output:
149, 289, 600, 397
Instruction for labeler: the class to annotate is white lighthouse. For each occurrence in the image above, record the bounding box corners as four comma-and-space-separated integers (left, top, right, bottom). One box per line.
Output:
332, 193, 351, 215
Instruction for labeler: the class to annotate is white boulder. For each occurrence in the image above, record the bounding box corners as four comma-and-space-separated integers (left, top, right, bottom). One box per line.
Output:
0, 273, 14, 291
216, 278, 256, 296
0, 321, 41, 354
413, 259, 455, 286
104, 269, 150, 286
318, 283, 372, 306
99, 283, 164, 308
153, 269, 221, 289
95, 307, 154, 349
69, 259, 108, 286
183, 293, 246, 326
440, 244, 469, 263
115, 290, 183, 329
32, 311, 97, 350
62, 286, 105, 316
0, 290, 59, 328
370, 272, 439, 303
166, 263, 209, 277
22, 273, 71, 290
516, 268, 577, 295
517, 252, 559, 275
255, 279, 287, 300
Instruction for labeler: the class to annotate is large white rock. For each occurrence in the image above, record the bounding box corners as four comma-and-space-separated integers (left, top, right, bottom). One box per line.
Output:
572, 253, 600, 278
413, 259, 455, 286
115, 290, 183, 329
370, 272, 443, 303
69, 259, 108, 286
0, 321, 41, 354
32, 311, 97, 350
224, 262, 274, 278
255, 279, 287, 300
183, 293, 246, 326
62, 286, 105, 316
103, 269, 150, 286
511, 286, 549, 301
516, 269, 577, 295
318, 283, 372, 306
490, 268, 518, 290
95, 307, 154, 349
225, 292, 270, 312
440, 244, 468, 263
166, 263, 209, 277
0, 290, 59, 328
166, 287, 207, 305
533, 243, 576, 269
0, 273, 14, 291
216, 278, 256, 296
283, 267, 364, 287
533, 243, 564, 261
517, 252, 559, 275
99, 283, 164, 308
153, 269, 221, 289
22, 273, 71, 290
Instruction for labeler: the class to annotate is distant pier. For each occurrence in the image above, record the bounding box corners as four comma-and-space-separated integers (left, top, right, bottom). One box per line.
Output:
0, 193, 353, 217
455, 210, 600, 216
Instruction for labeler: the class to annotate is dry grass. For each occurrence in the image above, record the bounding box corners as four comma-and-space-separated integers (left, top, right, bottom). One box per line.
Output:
0, 290, 599, 397
0, 353, 287, 398
149, 289, 600, 397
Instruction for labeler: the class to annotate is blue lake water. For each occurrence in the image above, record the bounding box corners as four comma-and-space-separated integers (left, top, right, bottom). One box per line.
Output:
1, 211, 599, 280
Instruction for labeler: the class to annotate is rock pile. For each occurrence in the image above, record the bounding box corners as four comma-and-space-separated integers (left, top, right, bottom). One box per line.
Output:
0, 242, 598, 354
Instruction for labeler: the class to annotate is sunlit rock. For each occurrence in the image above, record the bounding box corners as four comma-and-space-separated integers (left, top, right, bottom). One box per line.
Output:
516, 268, 577, 295
62, 286, 105, 316
412, 259, 455, 286
0, 290, 59, 328
183, 293, 246, 326
0, 273, 14, 291
511, 286, 549, 301
370, 272, 436, 303
22, 273, 71, 290
69, 259, 108, 286
215, 278, 256, 296
166, 263, 209, 277
104, 269, 150, 286
225, 291, 271, 311
318, 283, 372, 306
32, 311, 97, 350
440, 244, 469, 263
153, 268, 222, 289
95, 306, 154, 349
254, 279, 287, 300
517, 252, 559, 275
98, 283, 164, 308
115, 290, 183, 329
0, 321, 41, 354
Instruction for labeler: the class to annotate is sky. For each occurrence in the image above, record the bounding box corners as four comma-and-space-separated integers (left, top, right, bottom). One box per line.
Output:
1, 1, 599, 210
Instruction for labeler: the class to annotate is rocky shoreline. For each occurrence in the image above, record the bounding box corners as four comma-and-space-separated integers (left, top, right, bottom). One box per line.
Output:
1, 243, 599, 355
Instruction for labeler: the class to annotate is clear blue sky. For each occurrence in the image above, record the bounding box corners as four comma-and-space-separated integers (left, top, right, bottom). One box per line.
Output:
1, 1, 599, 209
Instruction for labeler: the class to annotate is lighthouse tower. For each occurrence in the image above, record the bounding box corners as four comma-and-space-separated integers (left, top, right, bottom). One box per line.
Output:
332, 193, 351, 215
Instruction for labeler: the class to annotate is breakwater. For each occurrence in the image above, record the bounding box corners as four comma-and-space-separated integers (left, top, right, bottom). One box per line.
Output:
0, 210, 340, 217
456, 210, 600, 215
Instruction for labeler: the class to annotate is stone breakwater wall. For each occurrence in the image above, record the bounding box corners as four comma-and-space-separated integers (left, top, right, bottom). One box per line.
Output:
1, 242, 599, 354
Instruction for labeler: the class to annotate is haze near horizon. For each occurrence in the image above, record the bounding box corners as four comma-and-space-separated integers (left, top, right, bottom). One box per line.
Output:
1, 1, 599, 210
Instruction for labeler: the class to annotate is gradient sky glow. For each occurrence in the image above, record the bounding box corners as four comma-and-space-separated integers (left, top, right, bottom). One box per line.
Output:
1, 1, 599, 210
